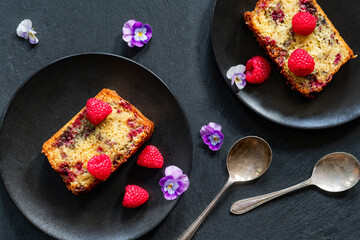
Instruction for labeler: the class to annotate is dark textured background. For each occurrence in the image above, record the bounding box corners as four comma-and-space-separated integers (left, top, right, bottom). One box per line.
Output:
1, 0, 360, 239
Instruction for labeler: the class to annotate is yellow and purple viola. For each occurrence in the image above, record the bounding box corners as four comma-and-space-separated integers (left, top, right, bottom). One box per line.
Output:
159, 166, 189, 200
122, 19, 152, 48
200, 122, 224, 151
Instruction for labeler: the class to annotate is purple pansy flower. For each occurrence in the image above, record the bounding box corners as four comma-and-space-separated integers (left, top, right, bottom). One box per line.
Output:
16, 19, 38, 44
200, 122, 224, 151
159, 165, 190, 200
226, 64, 246, 89
122, 19, 152, 48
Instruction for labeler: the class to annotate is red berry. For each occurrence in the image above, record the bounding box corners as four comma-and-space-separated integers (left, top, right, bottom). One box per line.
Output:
137, 145, 164, 169
245, 56, 271, 84
288, 49, 315, 76
86, 98, 112, 125
123, 185, 149, 208
87, 154, 112, 180
292, 12, 316, 36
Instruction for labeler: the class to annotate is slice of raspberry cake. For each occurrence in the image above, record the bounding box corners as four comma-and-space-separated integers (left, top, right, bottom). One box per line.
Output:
42, 89, 154, 194
244, 0, 355, 97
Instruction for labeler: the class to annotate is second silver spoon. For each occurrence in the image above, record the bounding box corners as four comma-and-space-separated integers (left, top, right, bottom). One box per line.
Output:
231, 152, 360, 215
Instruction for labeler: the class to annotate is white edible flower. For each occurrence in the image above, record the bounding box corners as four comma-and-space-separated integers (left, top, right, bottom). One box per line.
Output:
16, 19, 39, 44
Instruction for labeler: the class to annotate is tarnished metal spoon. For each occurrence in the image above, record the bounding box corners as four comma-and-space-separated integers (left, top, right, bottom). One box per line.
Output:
231, 152, 360, 215
178, 136, 272, 240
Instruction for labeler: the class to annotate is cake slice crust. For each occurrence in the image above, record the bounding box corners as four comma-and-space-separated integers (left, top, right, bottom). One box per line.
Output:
42, 89, 154, 194
244, 0, 355, 97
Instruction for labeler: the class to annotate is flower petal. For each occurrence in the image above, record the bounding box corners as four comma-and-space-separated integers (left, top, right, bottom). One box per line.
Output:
235, 64, 246, 73
16, 19, 32, 38
235, 76, 246, 89
131, 38, 144, 47
226, 66, 238, 79
208, 122, 221, 132
176, 175, 190, 194
123, 19, 136, 29
200, 125, 214, 138
163, 190, 178, 200
143, 24, 152, 43
29, 35, 39, 44
132, 21, 144, 31
28, 30, 38, 44
159, 175, 174, 186
201, 134, 212, 145
20, 19, 32, 28
226, 64, 246, 79
165, 165, 183, 179
122, 34, 133, 42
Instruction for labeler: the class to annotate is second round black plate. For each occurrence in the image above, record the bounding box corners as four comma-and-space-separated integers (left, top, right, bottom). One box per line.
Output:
0, 53, 192, 240
212, 0, 360, 129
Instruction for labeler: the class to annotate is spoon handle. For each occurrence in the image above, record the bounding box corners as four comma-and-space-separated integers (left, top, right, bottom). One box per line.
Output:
230, 179, 312, 215
178, 178, 234, 240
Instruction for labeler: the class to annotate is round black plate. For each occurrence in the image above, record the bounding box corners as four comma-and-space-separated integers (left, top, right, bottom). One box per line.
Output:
212, 0, 360, 129
0, 53, 192, 240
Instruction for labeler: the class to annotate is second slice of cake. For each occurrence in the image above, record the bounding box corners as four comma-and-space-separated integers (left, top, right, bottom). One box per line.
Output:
42, 89, 154, 194
244, 0, 355, 97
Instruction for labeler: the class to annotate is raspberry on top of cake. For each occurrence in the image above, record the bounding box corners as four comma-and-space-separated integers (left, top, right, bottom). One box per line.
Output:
244, 0, 355, 97
42, 89, 154, 194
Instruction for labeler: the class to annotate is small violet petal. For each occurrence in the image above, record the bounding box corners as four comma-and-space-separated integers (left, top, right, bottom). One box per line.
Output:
131, 37, 144, 47
176, 175, 190, 194
159, 175, 174, 186
122, 34, 133, 42
16, 19, 32, 38
28, 31, 38, 44
132, 21, 144, 31
164, 165, 183, 179
208, 122, 222, 132
143, 24, 152, 43
163, 190, 178, 200
200, 125, 214, 138
202, 134, 212, 145
226, 64, 245, 79
234, 73, 247, 89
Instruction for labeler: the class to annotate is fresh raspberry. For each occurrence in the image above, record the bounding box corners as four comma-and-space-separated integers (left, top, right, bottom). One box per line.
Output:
123, 185, 149, 208
292, 12, 316, 36
288, 49, 315, 76
245, 56, 271, 84
137, 145, 164, 168
87, 154, 112, 180
86, 98, 112, 125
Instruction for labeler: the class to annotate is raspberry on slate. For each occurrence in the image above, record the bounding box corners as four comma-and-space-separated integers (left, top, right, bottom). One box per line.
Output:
86, 98, 112, 125
87, 154, 112, 180
137, 145, 164, 169
288, 48, 315, 77
123, 185, 149, 208
245, 56, 271, 84
292, 12, 316, 36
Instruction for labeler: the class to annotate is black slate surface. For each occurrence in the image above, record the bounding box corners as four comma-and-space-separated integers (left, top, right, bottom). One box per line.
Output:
1, 0, 360, 240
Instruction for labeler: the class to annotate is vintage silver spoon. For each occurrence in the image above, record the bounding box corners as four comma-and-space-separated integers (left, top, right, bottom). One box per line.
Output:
231, 152, 360, 215
178, 136, 272, 240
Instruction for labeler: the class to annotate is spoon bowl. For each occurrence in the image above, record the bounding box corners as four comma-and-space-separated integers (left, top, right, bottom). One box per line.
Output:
311, 152, 360, 192
227, 136, 272, 182
178, 136, 272, 240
